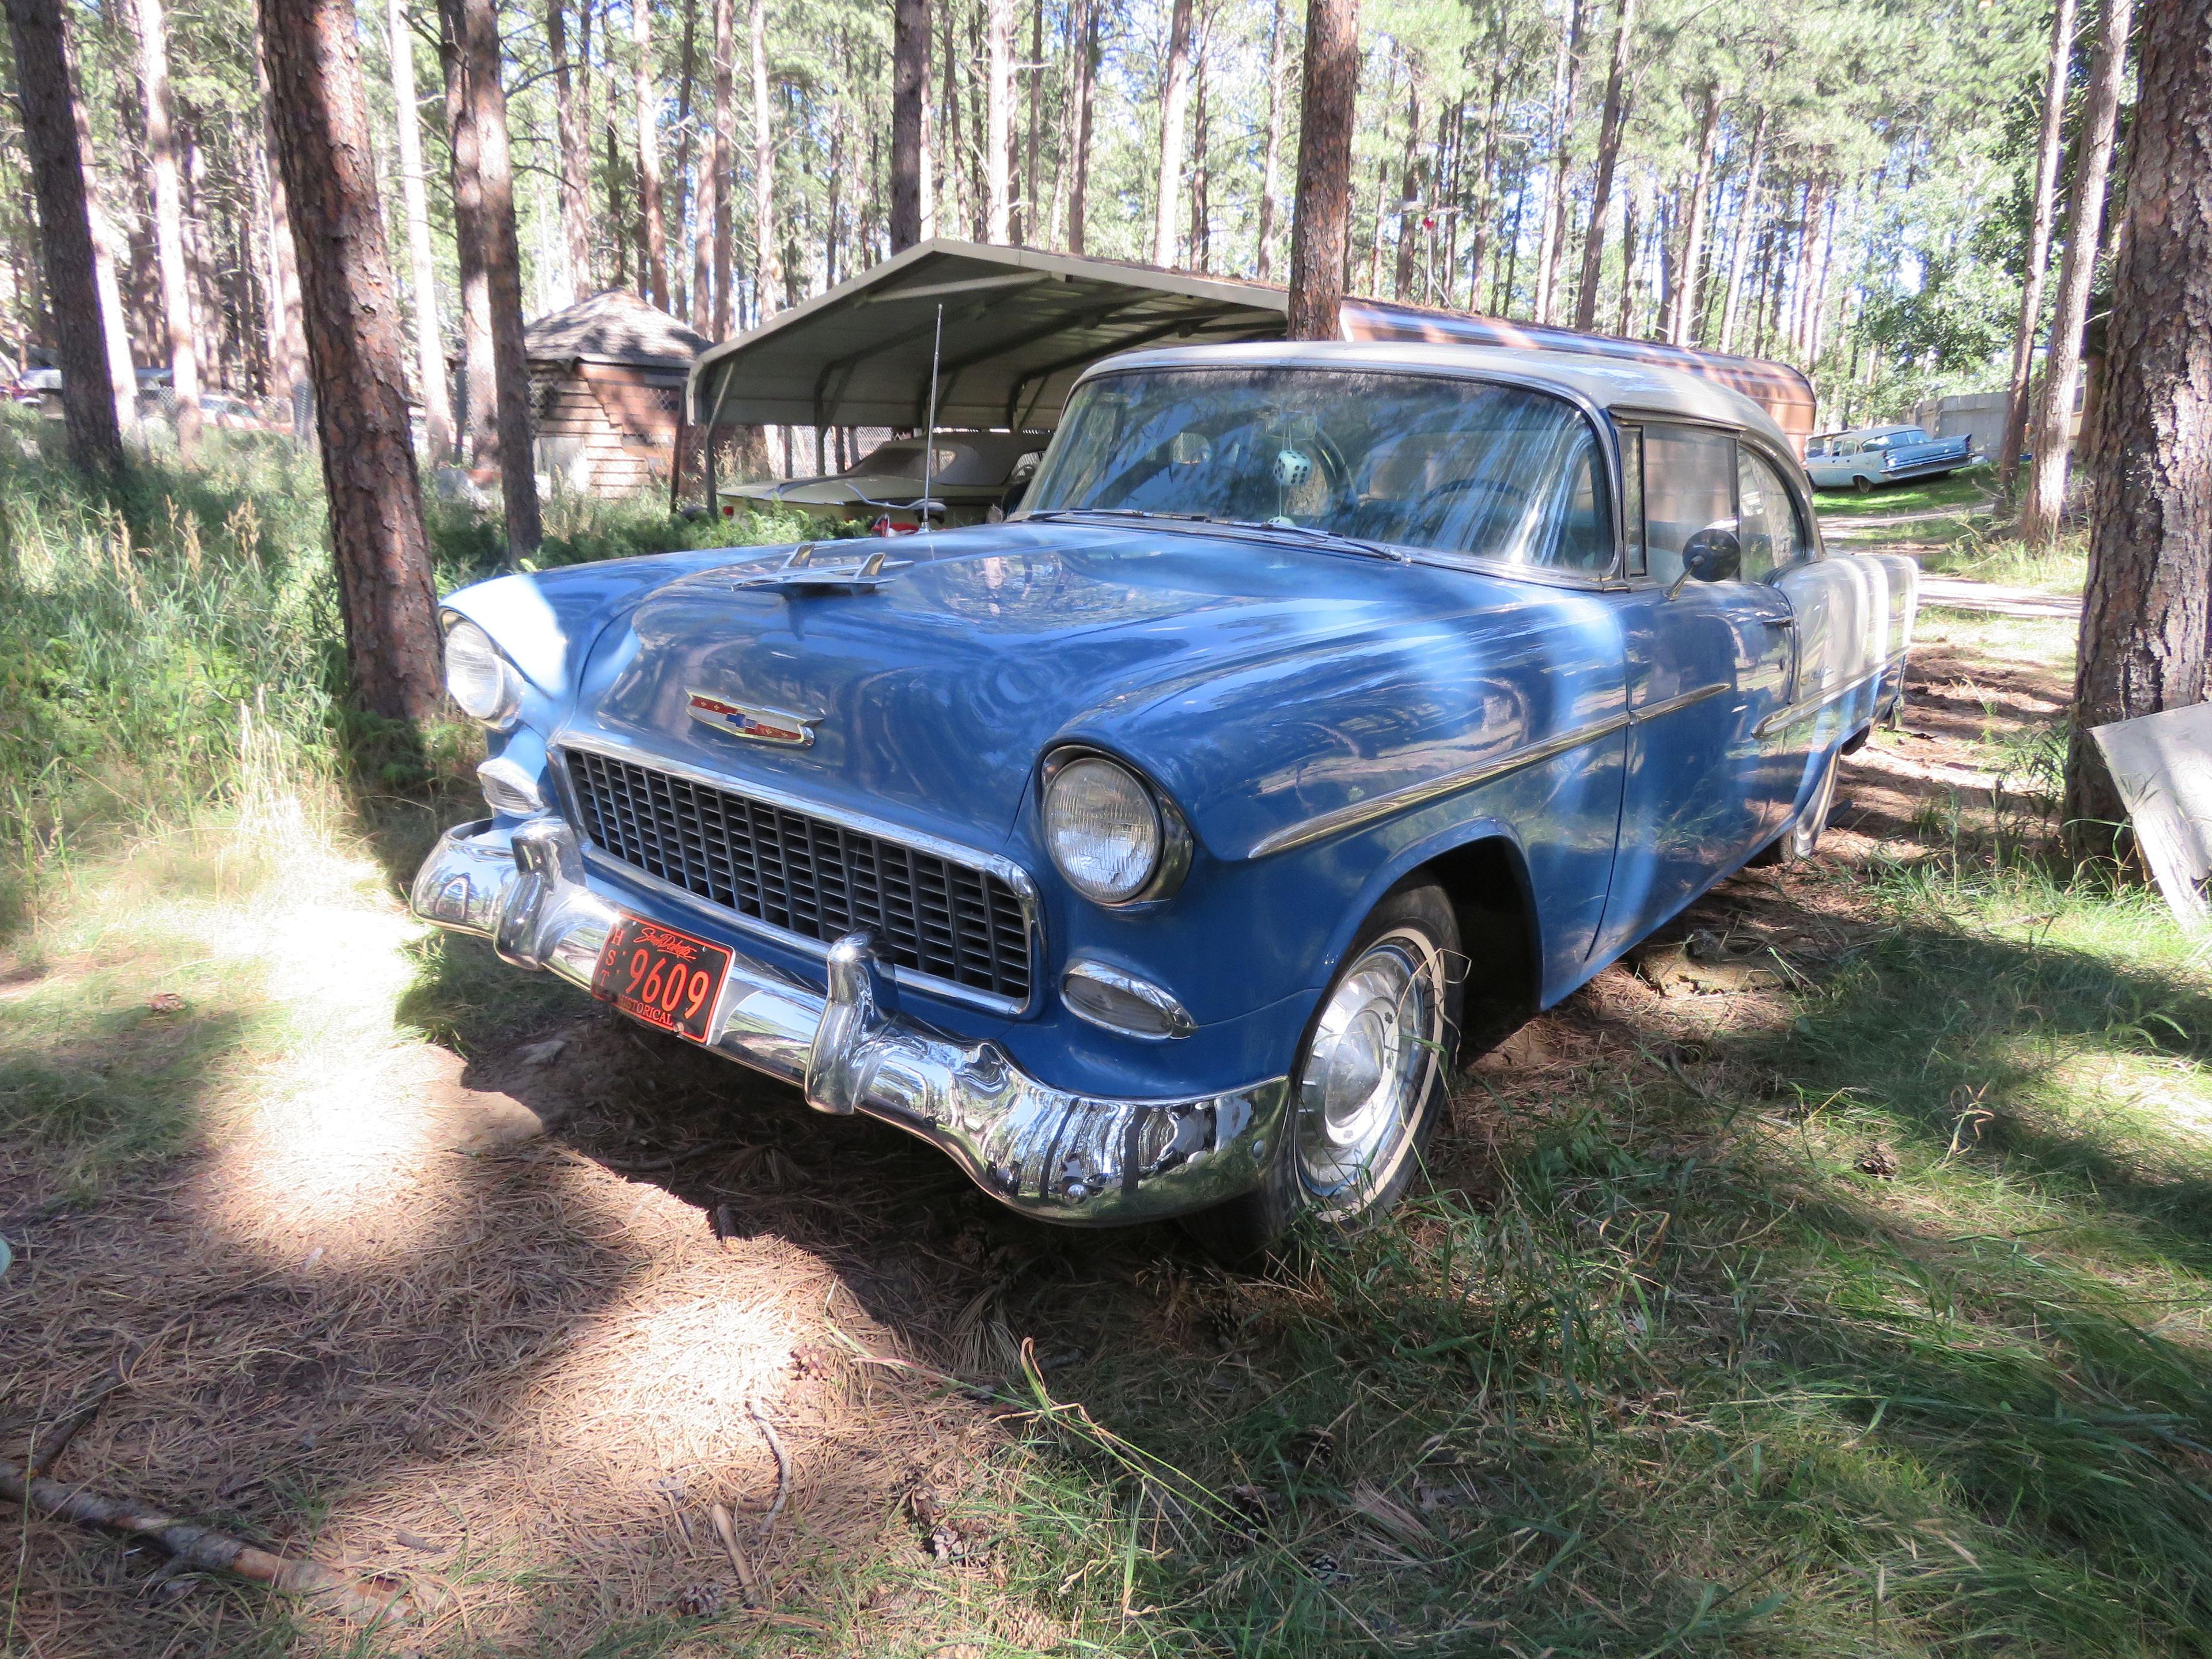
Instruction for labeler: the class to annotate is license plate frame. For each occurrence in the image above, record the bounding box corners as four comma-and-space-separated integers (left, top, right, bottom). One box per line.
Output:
592, 914, 733, 1044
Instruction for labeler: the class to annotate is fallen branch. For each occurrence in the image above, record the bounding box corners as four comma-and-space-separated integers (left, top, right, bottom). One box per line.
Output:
747, 1398, 791, 1539
1, 1460, 414, 1625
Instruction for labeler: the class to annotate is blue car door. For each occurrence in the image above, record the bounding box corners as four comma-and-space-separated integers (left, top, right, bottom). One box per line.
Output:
1589, 421, 1797, 964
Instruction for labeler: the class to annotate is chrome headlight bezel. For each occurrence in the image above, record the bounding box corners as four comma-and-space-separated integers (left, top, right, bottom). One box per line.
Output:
1040, 747, 1192, 907
442, 612, 522, 728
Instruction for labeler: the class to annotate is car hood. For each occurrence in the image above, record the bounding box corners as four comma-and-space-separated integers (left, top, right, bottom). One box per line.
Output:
559, 519, 1616, 857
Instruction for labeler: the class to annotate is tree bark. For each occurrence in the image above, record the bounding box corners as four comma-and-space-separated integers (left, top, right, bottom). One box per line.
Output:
257, 59, 310, 434
1286, 0, 1358, 339
128, 0, 201, 460
258, 0, 441, 724
1391, 78, 1423, 299
1066, 0, 1096, 253
749, 0, 777, 317
1190, 29, 1210, 270
2000, 0, 2083, 491
889, 0, 928, 251
1572, 0, 1638, 331
548, 0, 594, 295
670, 0, 696, 319
1021, 0, 1041, 244
2062, 0, 2212, 862
634, 0, 667, 307
389, 0, 454, 463
708, 0, 735, 327
3, 0, 125, 475
981, 0, 1012, 242
1255, 0, 1288, 280
2025, 0, 2136, 546
70, 46, 139, 440
1532, 0, 1585, 325
1666, 79, 1718, 345
441, 0, 543, 563
1717, 105, 1767, 354
441, 7, 495, 465
1153, 0, 1194, 267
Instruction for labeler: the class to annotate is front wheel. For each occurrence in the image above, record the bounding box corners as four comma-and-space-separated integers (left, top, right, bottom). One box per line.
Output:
1180, 882, 1463, 1268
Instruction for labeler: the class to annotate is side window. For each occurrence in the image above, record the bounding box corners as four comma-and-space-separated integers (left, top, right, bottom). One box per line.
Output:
1736, 449, 1808, 581
1543, 431, 1612, 574
1641, 423, 1736, 586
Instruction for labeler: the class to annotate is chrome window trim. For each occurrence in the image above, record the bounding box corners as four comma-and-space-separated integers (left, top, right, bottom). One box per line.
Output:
550, 730, 1044, 1018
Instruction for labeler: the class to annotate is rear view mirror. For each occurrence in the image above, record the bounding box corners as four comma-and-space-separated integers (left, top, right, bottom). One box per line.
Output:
1668, 524, 1742, 598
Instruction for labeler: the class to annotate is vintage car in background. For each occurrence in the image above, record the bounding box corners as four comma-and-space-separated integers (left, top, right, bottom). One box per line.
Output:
721, 430, 1049, 529
414, 341, 1917, 1259
1804, 424, 1974, 492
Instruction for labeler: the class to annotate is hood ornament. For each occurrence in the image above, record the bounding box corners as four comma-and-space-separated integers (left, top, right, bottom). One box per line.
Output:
730, 543, 912, 593
686, 691, 820, 747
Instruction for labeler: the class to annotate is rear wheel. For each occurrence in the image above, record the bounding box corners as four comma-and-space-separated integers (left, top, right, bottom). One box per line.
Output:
1181, 882, 1462, 1269
1853, 474, 1874, 495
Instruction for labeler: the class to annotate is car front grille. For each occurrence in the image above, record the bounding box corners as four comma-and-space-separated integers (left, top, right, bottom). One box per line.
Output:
562, 747, 1033, 1004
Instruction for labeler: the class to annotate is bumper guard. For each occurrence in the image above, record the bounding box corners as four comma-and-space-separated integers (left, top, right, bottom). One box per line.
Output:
410, 818, 1287, 1224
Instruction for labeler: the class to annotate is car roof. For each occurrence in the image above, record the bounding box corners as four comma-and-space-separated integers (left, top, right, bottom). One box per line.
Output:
1842, 425, 1917, 438
1075, 339, 1794, 455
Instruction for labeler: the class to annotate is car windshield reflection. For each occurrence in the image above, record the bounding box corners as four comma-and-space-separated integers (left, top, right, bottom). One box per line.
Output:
1021, 367, 1610, 573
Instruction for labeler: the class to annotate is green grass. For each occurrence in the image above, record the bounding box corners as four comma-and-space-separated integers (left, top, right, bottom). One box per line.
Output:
1812, 468, 1999, 521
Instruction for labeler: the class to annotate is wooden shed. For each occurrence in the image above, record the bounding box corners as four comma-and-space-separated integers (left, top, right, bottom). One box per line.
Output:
527, 291, 709, 497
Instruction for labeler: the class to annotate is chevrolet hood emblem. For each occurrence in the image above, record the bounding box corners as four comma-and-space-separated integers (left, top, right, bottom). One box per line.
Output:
685, 691, 820, 747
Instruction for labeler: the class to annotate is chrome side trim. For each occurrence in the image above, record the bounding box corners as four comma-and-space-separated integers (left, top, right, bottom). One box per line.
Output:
551, 731, 1044, 1017
1248, 709, 1633, 859
1753, 658, 1896, 738
1629, 680, 1733, 723
408, 819, 1289, 1225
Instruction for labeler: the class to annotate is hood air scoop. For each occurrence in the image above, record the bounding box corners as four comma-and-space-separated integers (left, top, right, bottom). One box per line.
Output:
687, 543, 915, 596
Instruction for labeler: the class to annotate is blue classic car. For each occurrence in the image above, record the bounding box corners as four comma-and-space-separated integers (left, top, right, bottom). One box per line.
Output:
414, 341, 1916, 1258
1804, 424, 1974, 493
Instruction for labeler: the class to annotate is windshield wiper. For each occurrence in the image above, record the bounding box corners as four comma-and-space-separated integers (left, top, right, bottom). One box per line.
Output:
1218, 517, 1411, 563
1024, 507, 1215, 524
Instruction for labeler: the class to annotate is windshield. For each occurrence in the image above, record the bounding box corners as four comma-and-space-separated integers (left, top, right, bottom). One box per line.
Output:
1022, 368, 1612, 571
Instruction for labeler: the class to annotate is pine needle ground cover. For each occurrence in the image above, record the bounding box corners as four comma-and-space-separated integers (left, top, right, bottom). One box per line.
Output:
5, 432, 2206, 1658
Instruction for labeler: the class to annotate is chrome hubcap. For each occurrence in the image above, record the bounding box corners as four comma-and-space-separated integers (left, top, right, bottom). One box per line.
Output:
1295, 930, 1444, 1205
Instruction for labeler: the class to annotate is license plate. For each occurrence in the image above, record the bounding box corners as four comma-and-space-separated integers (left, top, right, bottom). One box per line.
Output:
592, 915, 732, 1043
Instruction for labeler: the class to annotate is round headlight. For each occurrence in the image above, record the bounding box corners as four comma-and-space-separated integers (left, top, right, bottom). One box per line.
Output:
444, 617, 520, 725
1045, 755, 1162, 904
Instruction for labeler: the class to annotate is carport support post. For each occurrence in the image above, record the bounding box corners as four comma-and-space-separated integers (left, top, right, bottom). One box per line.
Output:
701, 359, 736, 521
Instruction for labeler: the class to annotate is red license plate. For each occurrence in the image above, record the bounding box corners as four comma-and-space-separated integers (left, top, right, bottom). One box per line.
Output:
592, 915, 732, 1043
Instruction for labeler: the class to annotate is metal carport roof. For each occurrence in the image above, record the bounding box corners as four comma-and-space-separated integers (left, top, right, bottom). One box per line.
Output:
687, 239, 1818, 448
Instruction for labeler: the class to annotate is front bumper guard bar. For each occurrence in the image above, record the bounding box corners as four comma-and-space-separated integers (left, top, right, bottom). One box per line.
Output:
410, 818, 1288, 1225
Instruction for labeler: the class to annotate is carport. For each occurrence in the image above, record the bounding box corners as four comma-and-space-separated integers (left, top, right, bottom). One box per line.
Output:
686, 239, 1818, 498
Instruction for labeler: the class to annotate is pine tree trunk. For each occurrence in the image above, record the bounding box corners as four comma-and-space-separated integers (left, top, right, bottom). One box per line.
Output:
548, 0, 594, 294
441, 0, 543, 562
1571, 0, 1637, 331
257, 0, 441, 725
2025, 0, 2135, 547
257, 62, 309, 434
709, 0, 735, 327
1466, 42, 1506, 308
389, 0, 454, 463
940, 0, 962, 241
1066, 0, 1095, 253
3, 0, 125, 475
1668, 80, 1718, 344
69, 52, 139, 438
441, 4, 495, 465
1391, 79, 1422, 299
1717, 106, 1767, 354
2062, 0, 2212, 862
1255, 0, 1287, 280
1190, 37, 1210, 271
634, 0, 667, 308
1022, 0, 1041, 244
129, 0, 201, 459
749, 0, 777, 315
890, 0, 929, 251
984, 0, 1012, 241
671, 0, 698, 320
1153, 0, 1193, 267
1999, 0, 2082, 491
1532, 0, 1584, 326
1286, 0, 1358, 339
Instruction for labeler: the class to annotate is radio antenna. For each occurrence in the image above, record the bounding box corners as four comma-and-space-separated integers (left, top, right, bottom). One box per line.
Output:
919, 302, 944, 535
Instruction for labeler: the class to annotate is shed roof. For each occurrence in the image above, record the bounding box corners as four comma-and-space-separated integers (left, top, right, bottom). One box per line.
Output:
525, 290, 709, 370
688, 240, 1819, 447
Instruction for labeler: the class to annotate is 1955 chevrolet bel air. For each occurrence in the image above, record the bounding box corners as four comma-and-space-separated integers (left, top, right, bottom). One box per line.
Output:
412, 340, 1916, 1258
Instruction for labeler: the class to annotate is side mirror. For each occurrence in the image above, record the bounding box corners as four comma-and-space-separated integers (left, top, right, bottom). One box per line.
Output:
1668, 524, 1742, 598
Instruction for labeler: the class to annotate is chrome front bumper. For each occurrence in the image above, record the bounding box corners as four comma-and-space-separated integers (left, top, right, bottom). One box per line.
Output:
410, 818, 1287, 1224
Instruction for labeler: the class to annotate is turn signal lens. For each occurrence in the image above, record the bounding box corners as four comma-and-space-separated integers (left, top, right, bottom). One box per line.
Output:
1044, 756, 1161, 904
444, 617, 520, 725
